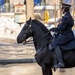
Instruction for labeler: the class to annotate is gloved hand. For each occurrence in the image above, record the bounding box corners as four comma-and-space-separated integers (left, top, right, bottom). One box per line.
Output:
50, 28, 55, 32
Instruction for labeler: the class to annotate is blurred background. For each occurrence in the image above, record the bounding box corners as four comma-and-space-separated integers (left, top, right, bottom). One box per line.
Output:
0, 1, 75, 75
0, 0, 75, 39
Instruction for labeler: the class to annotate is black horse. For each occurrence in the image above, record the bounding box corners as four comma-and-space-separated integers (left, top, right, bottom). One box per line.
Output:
17, 18, 75, 75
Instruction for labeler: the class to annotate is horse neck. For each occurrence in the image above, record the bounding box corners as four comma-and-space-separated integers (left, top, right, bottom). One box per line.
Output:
32, 22, 52, 51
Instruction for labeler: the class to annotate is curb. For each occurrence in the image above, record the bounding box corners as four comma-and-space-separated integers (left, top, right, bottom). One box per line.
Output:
0, 59, 36, 65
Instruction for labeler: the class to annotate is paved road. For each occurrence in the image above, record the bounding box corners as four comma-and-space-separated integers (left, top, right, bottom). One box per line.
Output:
0, 63, 42, 75
0, 39, 75, 75
0, 38, 35, 60
0, 63, 75, 75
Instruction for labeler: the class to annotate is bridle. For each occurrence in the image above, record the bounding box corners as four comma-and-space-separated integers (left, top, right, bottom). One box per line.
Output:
23, 21, 51, 44
23, 21, 32, 44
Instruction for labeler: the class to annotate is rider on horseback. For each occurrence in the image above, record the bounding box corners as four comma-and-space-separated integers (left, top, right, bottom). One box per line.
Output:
50, 2, 74, 68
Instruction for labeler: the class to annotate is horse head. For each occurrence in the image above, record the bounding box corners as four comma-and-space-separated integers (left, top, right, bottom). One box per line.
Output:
17, 17, 52, 50
17, 17, 33, 43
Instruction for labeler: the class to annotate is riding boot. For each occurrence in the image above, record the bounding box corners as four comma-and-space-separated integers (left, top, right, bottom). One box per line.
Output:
55, 47, 65, 68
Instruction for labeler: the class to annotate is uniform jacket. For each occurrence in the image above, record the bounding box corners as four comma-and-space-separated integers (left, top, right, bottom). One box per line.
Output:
51, 12, 74, 47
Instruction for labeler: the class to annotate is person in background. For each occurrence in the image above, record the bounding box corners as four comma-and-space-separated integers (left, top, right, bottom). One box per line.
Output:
49, 3, 74, 68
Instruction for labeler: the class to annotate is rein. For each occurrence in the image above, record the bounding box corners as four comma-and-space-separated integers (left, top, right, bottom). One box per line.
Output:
34, 31, 50, 43
24, 31, 50, 44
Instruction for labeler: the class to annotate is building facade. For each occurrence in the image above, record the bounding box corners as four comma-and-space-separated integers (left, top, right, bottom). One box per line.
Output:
0, 0, 61, 13
0, 0, 25, 12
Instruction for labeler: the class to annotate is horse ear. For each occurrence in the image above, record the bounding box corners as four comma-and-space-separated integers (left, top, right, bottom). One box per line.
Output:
29, 17, 32, 24
29, 17, 32, 21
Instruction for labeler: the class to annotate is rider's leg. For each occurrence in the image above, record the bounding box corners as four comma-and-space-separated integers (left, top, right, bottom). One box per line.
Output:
49, 35, 65, 68
55, 47, 65, 68
49, 44, 64, 68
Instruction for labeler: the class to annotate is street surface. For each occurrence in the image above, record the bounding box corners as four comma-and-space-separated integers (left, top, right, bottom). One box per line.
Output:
0, 38, 35, 60
0, 38, 75, 75
0, 63, 75, 75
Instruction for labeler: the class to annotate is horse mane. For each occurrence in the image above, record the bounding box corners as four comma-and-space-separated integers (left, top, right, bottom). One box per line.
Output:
32, 20, 49, 33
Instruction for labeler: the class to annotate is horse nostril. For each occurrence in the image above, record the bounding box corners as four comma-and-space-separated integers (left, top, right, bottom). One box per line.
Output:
17, 34, 26, 43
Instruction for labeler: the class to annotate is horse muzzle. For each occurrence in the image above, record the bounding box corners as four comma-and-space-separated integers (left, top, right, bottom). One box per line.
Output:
17, 35, 25, 43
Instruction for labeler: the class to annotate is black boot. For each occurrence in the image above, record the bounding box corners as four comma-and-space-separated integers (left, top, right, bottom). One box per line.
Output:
55, 47, 65, 68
